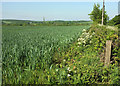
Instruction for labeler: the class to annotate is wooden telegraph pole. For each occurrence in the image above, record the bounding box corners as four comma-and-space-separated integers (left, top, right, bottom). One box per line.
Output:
102, 0, 105, 25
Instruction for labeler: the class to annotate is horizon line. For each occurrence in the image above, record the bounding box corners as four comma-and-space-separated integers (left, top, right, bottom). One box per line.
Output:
1, 18, 92, 21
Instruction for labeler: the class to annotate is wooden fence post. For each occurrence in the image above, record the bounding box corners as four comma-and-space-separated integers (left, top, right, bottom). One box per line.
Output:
105, 40, 112, 66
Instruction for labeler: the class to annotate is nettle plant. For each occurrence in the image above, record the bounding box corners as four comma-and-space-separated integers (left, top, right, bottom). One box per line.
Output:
77, 29, 95, 46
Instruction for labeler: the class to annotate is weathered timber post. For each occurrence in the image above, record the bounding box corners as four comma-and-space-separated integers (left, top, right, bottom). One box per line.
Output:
105, 40, 112, 66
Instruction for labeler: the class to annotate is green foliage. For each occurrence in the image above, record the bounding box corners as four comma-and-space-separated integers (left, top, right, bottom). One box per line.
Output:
2, 24, 120, 84
108, 14, 120, 26
88, 4, 109, 25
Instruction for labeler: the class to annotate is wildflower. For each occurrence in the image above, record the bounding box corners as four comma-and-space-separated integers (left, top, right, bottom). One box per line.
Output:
83, 41, 86, 44
92, 32, 95, 35
79, 38, 84, 41
86, 35, 89, 38
67, 67, 70, 70
78, 42, 81, 45
78, 38, 80, 41
56, 69, 58, 72
86, 33, 89, 36
82, 29, 86, 32
63, 59, 66, 62
67, 74, 71, 77
67, 67, 71, 71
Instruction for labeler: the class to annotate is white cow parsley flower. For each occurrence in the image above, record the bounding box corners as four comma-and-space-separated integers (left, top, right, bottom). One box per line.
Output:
67, 74, 71, 77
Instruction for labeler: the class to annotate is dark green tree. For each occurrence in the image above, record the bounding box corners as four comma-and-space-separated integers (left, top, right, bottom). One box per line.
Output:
108, 14, 120, 26
88, 3, 109, 25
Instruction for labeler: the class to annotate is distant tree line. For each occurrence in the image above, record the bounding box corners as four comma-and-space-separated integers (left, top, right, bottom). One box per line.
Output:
2, 20, 92, 26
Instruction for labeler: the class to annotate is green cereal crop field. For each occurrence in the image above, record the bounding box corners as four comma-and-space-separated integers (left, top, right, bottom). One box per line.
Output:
2, 25, 90, 84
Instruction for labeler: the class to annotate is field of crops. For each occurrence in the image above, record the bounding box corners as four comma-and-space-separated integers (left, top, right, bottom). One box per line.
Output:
2, 25, 90, 84
2, 24, 120, 84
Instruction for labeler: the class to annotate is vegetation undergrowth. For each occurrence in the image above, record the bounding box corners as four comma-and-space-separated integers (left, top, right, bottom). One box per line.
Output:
42, 24, 120, 84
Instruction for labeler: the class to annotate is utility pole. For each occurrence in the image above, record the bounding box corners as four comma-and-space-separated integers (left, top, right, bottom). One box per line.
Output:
118, 1, 120, 15
102, 0, 105, 25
